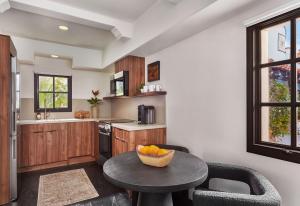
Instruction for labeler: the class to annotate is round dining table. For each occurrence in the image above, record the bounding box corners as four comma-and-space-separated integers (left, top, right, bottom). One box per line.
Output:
103, 151, 208, 206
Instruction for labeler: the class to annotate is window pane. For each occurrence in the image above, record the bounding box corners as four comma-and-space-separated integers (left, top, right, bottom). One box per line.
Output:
55, 77, 68, 92
261, 107, 291, 145
39, 93, 53, 108
261, 21, 291, 64
261, 65, 291, 102
297, 108, 300, 147
297, 63, 300, 101
297, 18, 300, 58
55, 93, 68, 108
39, 76, 53, 92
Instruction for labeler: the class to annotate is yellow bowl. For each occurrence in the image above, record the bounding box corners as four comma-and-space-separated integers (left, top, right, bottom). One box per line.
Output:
136, 145, 175, 167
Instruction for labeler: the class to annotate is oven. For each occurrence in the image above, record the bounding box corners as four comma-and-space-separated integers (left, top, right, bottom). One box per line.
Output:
97, 119, 135, 166
98, 122, 112, 165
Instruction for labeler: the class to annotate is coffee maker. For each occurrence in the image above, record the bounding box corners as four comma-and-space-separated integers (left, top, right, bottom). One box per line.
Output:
138, 105, 155, 124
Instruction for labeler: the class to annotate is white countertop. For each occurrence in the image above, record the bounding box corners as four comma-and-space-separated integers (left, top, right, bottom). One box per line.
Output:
17, 119, 167, 131
111, 122, 166, 131
17, 118, 109, 125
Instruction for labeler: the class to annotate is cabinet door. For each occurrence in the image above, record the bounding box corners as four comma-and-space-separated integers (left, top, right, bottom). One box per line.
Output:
112, 128, 129, 156
133, 128, 166, 147
81, 122, 93, 156
68, 122, 93, 158
112, 128, 122, 156
21, 124, 46, 167
44, 123, 67, 163
68, 122, 82, 158
45, 130, 60, 163
113, 137, 128, 156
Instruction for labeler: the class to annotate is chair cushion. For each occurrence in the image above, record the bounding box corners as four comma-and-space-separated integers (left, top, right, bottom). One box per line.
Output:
70, 193, 131, 206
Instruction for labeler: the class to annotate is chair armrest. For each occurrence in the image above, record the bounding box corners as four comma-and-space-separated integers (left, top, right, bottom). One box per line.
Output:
193, 190, 281, 206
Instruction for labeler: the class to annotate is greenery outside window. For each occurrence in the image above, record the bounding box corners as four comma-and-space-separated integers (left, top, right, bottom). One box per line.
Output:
247, 8, 300, 164
34, 74, 72, 112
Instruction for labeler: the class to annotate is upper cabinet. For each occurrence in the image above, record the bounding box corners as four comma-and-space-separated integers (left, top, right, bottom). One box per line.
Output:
115, 55, 145, 97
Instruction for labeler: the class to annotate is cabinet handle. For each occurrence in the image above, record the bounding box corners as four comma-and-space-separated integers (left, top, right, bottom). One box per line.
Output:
33, 131, 43, 133
115, 136, 126, 142
46, 130, 56, 133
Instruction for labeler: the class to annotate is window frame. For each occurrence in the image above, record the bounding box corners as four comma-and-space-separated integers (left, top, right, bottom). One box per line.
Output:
34, 73, 72, 112
247, 8, 300, 164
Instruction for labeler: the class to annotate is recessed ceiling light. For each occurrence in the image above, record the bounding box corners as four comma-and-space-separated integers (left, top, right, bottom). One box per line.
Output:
58, 25, 69, 31
51, 54, 59, 58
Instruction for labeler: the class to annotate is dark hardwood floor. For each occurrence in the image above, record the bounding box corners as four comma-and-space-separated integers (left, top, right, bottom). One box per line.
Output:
10, 162, 124, 206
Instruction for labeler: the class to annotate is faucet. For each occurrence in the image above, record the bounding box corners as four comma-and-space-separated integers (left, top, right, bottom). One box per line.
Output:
44, 98, 50, 119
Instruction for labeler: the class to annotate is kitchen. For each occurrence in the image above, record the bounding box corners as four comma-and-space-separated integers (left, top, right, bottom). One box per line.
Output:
1, 1, 300, 206
17, 54, 167, 172
1, 35, 168, 205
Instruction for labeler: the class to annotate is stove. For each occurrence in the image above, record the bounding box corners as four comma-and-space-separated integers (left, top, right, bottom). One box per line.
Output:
98, 119, 134, 165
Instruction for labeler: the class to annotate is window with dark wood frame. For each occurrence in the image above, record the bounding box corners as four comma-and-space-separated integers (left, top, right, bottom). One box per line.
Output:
247, 8, 300, 164
34, 74, 72, 112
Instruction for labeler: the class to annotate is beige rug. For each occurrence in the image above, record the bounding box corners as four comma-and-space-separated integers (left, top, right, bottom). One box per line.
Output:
37, 169, 99, 206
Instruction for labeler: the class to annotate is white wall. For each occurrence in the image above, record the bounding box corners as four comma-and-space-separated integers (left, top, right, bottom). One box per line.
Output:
146, 7, 300, 206
111, 96, 166, 124
19, 56, 112, 119
12, 36, 103, 69
20, 56, 111, 99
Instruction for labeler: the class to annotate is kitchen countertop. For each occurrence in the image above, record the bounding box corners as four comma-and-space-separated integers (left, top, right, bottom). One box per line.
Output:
17, 119, 167, 131
17, 118, 111, 125
111, 122, 166, 131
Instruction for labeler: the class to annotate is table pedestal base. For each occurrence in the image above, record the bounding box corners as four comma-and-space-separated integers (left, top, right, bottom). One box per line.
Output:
138, 192, 173, 206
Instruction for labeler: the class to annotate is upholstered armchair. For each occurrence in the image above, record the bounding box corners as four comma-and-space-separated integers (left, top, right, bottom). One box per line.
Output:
71, 193, 131, 206
193, 163, 281, 206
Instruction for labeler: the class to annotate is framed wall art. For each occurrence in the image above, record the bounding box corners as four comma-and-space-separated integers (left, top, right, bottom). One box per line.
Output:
147, 61, 160, 82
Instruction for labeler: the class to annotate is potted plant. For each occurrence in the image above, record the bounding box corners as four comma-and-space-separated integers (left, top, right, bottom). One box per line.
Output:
87, 90, 102, 118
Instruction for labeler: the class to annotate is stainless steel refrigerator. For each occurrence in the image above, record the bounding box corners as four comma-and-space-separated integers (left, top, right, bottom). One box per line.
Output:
10, 55, 19, 201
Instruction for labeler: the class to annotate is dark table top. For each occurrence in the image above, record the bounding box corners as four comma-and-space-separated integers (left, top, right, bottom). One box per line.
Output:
103, 151, 208, 193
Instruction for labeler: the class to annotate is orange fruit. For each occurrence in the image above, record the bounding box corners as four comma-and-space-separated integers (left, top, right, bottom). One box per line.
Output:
149, 145, 159, 155
157, 149, 169, 156
139, 146, 149, 155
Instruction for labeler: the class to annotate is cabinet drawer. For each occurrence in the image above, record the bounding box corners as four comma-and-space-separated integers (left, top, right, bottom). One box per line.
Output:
21, 124, 44, 134
113, 128, 129, 142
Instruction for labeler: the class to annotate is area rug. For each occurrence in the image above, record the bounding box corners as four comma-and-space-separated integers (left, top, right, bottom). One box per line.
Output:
37, 169, 99, 206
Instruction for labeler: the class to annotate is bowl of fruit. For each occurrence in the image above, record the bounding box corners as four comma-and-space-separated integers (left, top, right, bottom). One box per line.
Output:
136, 145, 175, 167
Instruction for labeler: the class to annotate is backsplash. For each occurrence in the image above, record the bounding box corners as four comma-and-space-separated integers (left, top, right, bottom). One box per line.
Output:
111, 95, 166, 124
20, 98, 111, 120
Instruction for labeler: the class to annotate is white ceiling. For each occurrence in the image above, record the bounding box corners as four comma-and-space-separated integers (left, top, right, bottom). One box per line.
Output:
49, 0, 158, 22
0, 9, 115, 49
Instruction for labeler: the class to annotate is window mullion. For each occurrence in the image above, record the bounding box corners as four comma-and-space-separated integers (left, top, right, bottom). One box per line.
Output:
291, 18, 297, 148
53, 77, 55, 109
255, 29, 261, 145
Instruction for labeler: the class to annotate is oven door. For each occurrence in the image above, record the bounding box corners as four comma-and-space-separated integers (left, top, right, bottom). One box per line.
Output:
99, 130, 112, 160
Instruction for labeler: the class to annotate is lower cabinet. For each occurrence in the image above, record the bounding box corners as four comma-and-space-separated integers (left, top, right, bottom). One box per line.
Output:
112, 127, 166, 156
45, 123, 68, 163
20, 121, 97, 172
68, 122, 94, 158
112, 129, 129, 156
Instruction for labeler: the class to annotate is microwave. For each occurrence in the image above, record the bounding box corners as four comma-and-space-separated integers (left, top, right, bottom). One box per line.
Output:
110, 71, 129, 96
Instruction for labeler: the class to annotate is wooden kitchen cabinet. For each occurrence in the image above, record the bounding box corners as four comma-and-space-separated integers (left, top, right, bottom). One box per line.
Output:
20, 123, 67, 168
112, 127, 166, 156
112, 129, 129, 156
68, 121, 94, 158
19, 121, 97, 172
115, 55, 145, 96
44, 123, 68, 163
20, 124, 45, 167
0, 35, 16, 205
